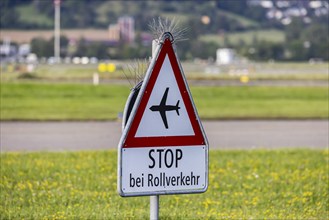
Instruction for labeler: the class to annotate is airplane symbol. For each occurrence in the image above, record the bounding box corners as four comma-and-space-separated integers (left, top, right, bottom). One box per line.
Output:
150, 87, 180, 129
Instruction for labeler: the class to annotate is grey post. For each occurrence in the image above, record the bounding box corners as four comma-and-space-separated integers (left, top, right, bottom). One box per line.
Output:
54, 0, 60, 63
150, 195, 159, 220
150, 39, 160, 220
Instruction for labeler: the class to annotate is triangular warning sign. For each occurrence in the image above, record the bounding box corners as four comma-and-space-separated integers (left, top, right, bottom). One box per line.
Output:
121, 37, 207, 148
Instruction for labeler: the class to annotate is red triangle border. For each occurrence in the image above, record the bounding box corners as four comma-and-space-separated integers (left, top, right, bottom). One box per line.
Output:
123, 39, 205, 148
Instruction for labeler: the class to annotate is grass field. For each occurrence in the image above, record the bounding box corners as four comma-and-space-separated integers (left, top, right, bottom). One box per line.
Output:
217, 9, 259, 28
1, 83, 328, 121
1, 149, 328, 219
1, 62, 328, 82
201, 29, 285, 46
0, 83, 129, 121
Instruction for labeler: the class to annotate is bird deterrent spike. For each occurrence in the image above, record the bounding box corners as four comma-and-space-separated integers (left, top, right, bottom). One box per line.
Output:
122, 59, 149, 88
149, 17, 188, 43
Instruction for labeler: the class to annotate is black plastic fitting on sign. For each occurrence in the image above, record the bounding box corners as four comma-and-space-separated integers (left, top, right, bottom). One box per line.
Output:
161, 32, 174, 43
123, 81, 143, 128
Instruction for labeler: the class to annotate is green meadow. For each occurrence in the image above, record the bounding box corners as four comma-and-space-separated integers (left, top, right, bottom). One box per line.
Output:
1, 62, 328, 81
1, 83, 328, 121
201, 29, 285, 46
1, 150, 328, 219
1, 66, 328, 219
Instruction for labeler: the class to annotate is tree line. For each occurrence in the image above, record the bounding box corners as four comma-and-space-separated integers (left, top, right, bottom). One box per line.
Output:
29, 18, 328, 61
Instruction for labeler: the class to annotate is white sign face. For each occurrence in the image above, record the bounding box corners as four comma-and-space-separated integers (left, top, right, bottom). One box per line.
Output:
121, 146, 207, 195
118, 36, 209, 197
135, 55, 194, 137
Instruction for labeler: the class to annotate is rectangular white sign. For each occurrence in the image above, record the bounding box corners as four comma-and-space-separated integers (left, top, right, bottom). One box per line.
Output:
118, 146, 207, 196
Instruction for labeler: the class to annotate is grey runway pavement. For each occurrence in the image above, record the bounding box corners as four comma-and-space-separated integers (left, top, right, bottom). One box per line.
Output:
1, 120, 328, 152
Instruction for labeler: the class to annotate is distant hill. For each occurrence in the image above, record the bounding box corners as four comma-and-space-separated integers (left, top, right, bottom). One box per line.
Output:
1, 0, 328, 61
1, 0, 327, 31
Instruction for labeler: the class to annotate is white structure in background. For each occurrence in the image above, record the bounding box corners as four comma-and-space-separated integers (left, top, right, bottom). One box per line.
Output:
18, 44, 31, 57
108, 24, 120, 42
25, 53, 38, 72
118, 16, 135, 43
216, 48, 236, 65
0, 45, 16, 59
26, 53, 38, 64
108, 16, 135, 43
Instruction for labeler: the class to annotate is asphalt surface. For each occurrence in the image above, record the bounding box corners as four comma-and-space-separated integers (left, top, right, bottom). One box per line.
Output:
1, 120, 328, 152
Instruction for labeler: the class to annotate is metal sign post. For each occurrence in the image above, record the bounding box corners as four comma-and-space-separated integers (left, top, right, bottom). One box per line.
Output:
150, 195, 159, 220
150, 40, 159, 220
54, 0, 61, 63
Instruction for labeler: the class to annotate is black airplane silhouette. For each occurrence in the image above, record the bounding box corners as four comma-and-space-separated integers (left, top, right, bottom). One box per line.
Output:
149, 87, 180, 129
